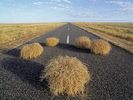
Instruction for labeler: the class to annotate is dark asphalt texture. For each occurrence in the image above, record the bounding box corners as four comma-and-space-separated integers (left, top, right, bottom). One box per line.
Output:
0, 23, 133, 100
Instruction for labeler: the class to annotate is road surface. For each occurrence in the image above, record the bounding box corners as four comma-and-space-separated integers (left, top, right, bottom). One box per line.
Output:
0, 23, 133, 100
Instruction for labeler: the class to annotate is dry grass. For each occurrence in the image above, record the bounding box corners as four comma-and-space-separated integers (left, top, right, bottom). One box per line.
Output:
40, 56, 90, 96
0, 23, 64, 50
74, 36, 91, 49
74, 22, 133, 41
91, 39, 111, 55
21, 43, 43, 59
45, 37, 59, 47
0, 34, 11, 44
74, 22, 133, 53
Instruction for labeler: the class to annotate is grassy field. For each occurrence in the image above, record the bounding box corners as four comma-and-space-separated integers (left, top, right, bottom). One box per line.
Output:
0, 23, 64, 51
74, 22, 133, 41
74, 22, 133, 53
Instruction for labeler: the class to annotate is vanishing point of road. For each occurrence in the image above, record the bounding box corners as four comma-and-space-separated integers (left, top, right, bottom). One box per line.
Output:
0, 23, 133, 100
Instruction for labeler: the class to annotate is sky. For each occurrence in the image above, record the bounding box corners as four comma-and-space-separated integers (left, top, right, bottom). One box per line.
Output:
0, 0, 133, 23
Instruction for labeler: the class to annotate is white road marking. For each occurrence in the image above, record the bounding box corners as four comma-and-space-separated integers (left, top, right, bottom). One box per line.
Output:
67, 35, 70, 44
68, 26, 70, 30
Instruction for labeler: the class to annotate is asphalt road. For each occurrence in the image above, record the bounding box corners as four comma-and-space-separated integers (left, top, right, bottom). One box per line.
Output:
0, 23, 133, 100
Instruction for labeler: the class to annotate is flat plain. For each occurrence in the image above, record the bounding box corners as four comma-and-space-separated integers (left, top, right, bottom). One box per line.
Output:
0, 23, 133, 100
0, 23, 64, 52
74, 22, 133, 53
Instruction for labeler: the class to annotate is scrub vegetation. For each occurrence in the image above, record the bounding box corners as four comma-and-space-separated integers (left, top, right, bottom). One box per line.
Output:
74, 22, 133, 53
74, 36, 91, 49
91, 39, 111, 55
40, 56, 90, 96
0, 23, 64, 50
21, 43, 43, 59
45, 37, 59, 47
74, 22, 133, 41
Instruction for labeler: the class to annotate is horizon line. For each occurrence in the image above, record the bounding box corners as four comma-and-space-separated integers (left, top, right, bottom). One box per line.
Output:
0, 21, 133, 24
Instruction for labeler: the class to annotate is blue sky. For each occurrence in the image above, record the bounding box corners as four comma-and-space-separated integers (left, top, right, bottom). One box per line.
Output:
0, 0, 133, 23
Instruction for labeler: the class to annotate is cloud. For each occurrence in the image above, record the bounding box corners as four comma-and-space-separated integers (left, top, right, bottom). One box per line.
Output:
50, 0, 72, 4
33, 0, 72, 6
63, 0, 72, 4
66, 7, 96, 18
32, 0, 95, 19
106, 1, 133, 12
32, 1, 44, 5
45, 0, 72, 11
50, 3, 72, 10
68, 11, 95, 18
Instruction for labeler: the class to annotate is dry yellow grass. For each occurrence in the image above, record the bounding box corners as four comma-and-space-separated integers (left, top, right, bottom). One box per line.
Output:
40, 56, 90, 96
74, 36, 91, 49
0, 34, 11, 44
74, 22, 133, 41
21, 43, 43, 59
91, 39, 111, 55
74, 22, 133, 53
45, 37, 59, 47
0, 23, 64, 50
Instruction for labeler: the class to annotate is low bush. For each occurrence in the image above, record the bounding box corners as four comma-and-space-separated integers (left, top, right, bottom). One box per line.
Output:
40, 56, 90, 96
74, 36, 91, 49
91, 39, 111, 55
45, 37, 59, 47
21, 43, 43, 59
